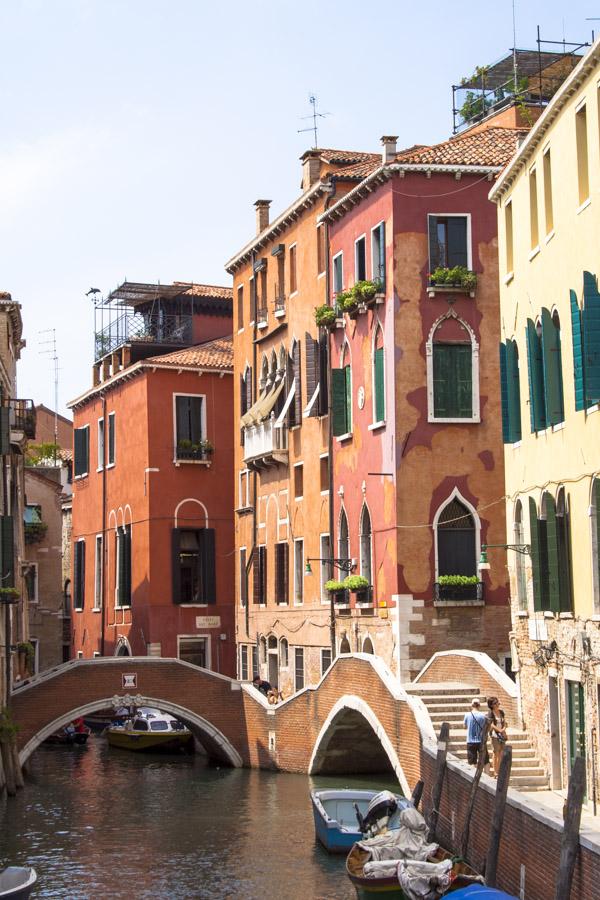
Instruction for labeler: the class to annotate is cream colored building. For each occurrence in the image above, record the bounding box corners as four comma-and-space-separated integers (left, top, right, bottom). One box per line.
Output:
490, 40, 600, 798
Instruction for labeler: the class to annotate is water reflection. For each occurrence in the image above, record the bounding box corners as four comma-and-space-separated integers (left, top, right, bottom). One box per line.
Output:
0, 738, 400, 899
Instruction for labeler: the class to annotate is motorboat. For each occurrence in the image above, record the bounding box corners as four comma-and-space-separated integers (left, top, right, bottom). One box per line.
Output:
0, 867, 37, 899
311, 789, 410, 854
106, 711, 192, 752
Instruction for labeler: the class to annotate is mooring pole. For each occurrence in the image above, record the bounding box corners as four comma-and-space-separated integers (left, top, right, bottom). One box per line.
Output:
555, 756, 586, 900
411, 779, 424, 810
485, 744, 513, 886
428, 722, 450, 842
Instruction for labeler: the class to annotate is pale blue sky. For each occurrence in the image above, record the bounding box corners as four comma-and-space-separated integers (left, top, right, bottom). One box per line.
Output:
0, 0, 595, 417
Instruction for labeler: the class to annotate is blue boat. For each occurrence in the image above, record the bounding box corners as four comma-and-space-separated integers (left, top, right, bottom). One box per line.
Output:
311, 789, 409, 854
449, 888, 518, 899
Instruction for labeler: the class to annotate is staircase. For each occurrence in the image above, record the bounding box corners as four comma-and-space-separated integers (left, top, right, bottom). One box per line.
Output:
405, 682, 549, 791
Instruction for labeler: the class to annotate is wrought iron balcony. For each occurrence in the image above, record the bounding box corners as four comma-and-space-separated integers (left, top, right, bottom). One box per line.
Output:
243, 417, 287, 468
434, 581, 484, 602
94, 313, 193, 361
175, 441, 213, 463
10, 400, 36, 439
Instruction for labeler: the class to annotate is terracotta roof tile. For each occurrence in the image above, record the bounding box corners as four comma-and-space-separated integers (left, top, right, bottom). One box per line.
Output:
318, 148, 380, 164
394, 127, 528, 168
173, 283, 233, 300
145, 337, 233, 371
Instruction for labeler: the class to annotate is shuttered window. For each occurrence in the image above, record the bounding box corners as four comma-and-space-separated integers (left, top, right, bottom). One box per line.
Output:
428, 215, 468, 270
240, 645, 248, 681
252, 546, 267, 605
332, 366, 352, 435
108, 413, 116, 466
116, 525, 132, 607
0, 515, 14, 589
499, 339, 522, 443
73, 539, 85, 610
292, 343, 302, 426
573, 272, 600, 409
371, 222, 385, 287
355, 236, 366, 281
74, 426, 89, 477
541, 309, 564, 426
318, 333, 329, 416
240, 548, 247, 607
275, 542, 289, 604
175, 395, 203, 445
526, 320, 546, 432
432, 344, 472, 418
374, 346, 385, 423
557, 492, 574, 614
172, 528, 216, 605
529, 494, 570, 614
294, 647, 305, 691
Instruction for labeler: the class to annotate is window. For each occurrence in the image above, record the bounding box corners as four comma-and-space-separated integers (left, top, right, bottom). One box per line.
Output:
359, 506, 372, 585
74, 425, 89, 478
530, 492, 573, 613
338, 509, 349, 564
529, 167, 539, 249
289, 243, 297, 294
355, 235, 366, 281
333, 252, 343, 295
25, 563, 38, 604
317, 224, 326, 275
570, 273, 600, 411
499, 339, 522, 443
172, 528, 215, 605
115, 525, 132, 608
332, 347, 352, 436
304, 332, 328, 419
252, 644, 259, 679
576, 104, 589, 206
24, 504, 42, 524
94, 535, 103, 610
179, 636, 209, 670
238, 470, 250, 509
294, 463, 304, 499
279, 637, 289, 669
275, 542, 289, 604
428, 214, 469, 270
525, 311, 564, 431
259, 635, 267, 665
371, 221, 386, 288
373, 327, 385, 423
74, 539, 85, 610
340, 635, 351, 653
429, 314, 477, 421
97, 418, 104, 469
237, 285, 244, 330
240, 547, 247, 607
240, 367, 253, 420
436, 496, 477, 581
321, 647, 332, 676
543, 148, 554, 235
276, 252, 285, 310
514, 501, 527, 612
249, 275, 256, 323
320, 455, 329, 493
240, 644, 248, 680
108, 412, 115, 466
291, 341, 302, 427
253, 546, 267, 605
591, 478, 600, 614
556, 489, 574, 613
505, 201, 514, 274
320, 534, 332, 602
175, 395, 205, 458
294, 647, 304, 691
362, 636, 374, 654
294, 539, 304, 604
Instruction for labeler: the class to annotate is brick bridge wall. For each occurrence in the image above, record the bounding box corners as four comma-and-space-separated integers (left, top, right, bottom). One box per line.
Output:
10, 654, 600, 899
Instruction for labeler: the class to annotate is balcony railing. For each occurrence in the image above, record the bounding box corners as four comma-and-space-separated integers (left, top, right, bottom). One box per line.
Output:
243, 417, 287, 466
434, 581, 484, 602
274, 287, 286, 316
94, 313, 193, 361
10, 400, 36, 439
175, 443, 213, 462
256, 306, 268, 327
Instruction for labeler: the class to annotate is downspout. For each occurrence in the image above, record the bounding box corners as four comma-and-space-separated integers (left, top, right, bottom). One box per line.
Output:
244, 250, 258, 646
3, 396, 10, 706
325, 179, 337, 660
100, 393, 107, 657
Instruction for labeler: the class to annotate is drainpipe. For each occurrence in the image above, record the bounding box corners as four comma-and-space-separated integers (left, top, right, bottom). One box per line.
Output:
100, 393, 107, 657
2, 404, 9, 706
244, 251, 258, 647
325, 180, 337, 660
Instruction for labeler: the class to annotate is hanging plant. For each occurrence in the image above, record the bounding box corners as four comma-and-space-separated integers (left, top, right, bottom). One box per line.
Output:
325, 579, 346, 593
343, 574, 370, 591
314, 305, 337, 327
437, 574, 479, 585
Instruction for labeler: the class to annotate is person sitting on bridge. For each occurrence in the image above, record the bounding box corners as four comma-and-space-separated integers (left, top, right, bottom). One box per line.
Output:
252, 675, 272, 697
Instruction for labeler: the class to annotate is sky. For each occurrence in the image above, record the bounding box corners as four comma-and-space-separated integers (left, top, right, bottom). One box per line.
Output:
0, 0, 596, 418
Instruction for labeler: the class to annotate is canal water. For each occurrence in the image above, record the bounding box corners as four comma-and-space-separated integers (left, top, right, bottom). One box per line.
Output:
0, 736, 399, 898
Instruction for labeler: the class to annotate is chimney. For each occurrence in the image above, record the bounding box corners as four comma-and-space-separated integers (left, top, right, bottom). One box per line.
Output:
254, 199, 271, 235
380, 135, 398, 164
300, 150, 321, 191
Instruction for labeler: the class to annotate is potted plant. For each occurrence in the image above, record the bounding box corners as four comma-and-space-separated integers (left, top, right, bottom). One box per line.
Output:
429, 266, 477, 294
325, 579, 349, 605
314, 305, 337, 328
337, 290, 358, 317
435, 574, 481, 601
25, 521, 48, 544
343, 574, 372, 604
0, 587, 20, 603
16, 641, 35, 677
354, 280, 378, 308
177, 438, 193, 458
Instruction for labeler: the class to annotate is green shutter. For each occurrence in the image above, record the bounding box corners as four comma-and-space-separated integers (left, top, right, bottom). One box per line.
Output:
545, 494, 560, 613
433, 345, 452, 417
428, 216, 439, 271
447, 217, 468, 268
526, 320, 546, 431
199, 528, 216, 604
570, 289, 585, 411
541, 308, 564, 426
0, 408, 10, 456
331, 368, 348, 436
596, 480, 600, 592
172, 529, 181, 604
378, 222, 386, 287
124, 526, 131, 606
499, 342, 510, 443
507, 339, 522, 442
0, 515, 14, 588
433, 344, 471, 418
374, 347, 385, 422
583, 271, 600, 406
529, 497, 542, 611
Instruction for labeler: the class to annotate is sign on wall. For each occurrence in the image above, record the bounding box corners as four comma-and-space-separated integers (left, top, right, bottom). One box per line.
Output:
196, 616, 221, 628
122, 673, 137, 689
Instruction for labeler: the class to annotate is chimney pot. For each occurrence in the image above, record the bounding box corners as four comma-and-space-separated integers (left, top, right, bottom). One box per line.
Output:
380, 135, 398, 164
254, 199, 271, 235
300, 150, 322, 191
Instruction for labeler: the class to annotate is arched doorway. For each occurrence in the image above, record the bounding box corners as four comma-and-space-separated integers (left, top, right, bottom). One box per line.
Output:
115, 637, 131, 657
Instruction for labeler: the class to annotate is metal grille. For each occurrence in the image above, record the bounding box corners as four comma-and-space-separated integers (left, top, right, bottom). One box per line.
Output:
438, 499, 473, 530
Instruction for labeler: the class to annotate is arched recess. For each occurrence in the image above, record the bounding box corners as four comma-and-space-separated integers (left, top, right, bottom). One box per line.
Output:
338, 506, 350, 562
18, 696, 243, 769
339, 635, 351, 654
359, 503, 372, 585
309, 695, 410, 794
426, 309, 479, 423
174, 498, 209, 529
115, 636, 131, 657
433, 488, 481, 581
362, 636, 374, 655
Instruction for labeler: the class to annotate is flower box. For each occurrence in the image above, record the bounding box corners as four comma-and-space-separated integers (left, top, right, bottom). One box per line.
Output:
434, 581, 484, 602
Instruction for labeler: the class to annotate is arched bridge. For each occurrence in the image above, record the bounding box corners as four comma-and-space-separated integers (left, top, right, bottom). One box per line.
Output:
11, 655, 435, 794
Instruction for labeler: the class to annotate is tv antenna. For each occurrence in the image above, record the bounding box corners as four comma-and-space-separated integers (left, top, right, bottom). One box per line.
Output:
38, 328, 60, 463
298, 94, 330, 149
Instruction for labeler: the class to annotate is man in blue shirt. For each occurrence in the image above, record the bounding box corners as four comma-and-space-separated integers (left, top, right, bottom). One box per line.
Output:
463, 697, 490, 769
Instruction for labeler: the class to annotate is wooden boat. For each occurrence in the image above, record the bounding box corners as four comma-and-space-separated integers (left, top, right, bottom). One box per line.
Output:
0, 867, 37, 899
45, 725, 90, 746
106, 712, 192, 752
346, 844, 483, 898
311, 789, 410, 854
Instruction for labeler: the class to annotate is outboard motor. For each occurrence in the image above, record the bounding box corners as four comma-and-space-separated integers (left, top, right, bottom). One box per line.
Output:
361, 790, 398, 837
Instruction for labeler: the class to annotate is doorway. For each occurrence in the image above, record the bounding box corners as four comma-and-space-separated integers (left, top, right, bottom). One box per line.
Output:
267, 636, 278, 689
566, 679, 586, 788
548, 675, 562, 789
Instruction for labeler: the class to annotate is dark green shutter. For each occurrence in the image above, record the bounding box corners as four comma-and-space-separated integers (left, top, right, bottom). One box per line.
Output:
541, 308, 564, 426
428, 216, 439, 271
526, 320, 546, 432
596, 480, 600, 592
172, 528, 181, 604
545, 494, 560, 613
125, 526, 131, 605
374, 347, 385, 422
293, 343, 302, 425
529, 498, 542, 611
499, 342, 510, 443
570, 289, 585, 411
583, 271, 600, 406
331, 368, 347, 436
377, 222, 386, 286
275, 542, 289, 604
0, 408, 10, 456
74, 427, 89, 477
344, 365, 352, 431
318, 334, 329, 416
433, 344, 472, 418
507, 339, 522, 442
447, 217, 468, 268
108, 415, 115, 465
73, 539, 85, 610
433, 345, 451, 417
199, 528, 216, 604
0, 515, 14, 588
305, 333, 319, 418
246, 367, 253, 411
176, 397, 189, 443
558, 502, 574, 613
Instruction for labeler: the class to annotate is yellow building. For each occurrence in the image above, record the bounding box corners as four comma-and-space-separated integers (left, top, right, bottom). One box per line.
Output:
490, 40, 600, 797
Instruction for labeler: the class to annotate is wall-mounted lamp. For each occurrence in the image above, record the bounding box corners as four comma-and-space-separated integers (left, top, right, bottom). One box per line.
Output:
305, 558, 356, 576
478, 542, 531, 571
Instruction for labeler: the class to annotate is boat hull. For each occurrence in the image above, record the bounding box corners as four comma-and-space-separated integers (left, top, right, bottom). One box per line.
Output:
311, 790, 408, 854
106, 730, 192, 752
346, 845, 482, 898
0, 867, 37, 899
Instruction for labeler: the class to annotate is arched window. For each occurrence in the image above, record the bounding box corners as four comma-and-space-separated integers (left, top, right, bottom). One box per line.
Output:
592, 477, 600, 614
500, 339, 522, 444
531, 491, 572, 613
513, 500, 527, 611
372, 325, 385, 423
362, 636, 374, 655
436, 496, 476, 578
427, 312, 479, 422
332, 342, 352, 436
279, 637, 289, 668
556, 488, 573, 613
339, 635, 351, 654
360, 505, 372, 585
338, 508, 349, 564
259, 636, 267, 665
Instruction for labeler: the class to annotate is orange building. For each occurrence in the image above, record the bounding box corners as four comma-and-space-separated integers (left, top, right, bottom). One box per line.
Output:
68, 282, 236, 675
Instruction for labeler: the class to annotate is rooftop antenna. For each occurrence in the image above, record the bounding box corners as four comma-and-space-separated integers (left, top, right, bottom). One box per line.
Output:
38, 328, 59, 464
298, 94, 330, 149
512, 0, 518, 93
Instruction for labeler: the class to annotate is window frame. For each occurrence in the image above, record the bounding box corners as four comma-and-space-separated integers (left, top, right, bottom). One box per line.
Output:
289, 242, 297, 296
320, 533, 332, 603
73, 538, 85, 611
426, 313, 480, 424
371, 220, 386, 288
239, 546, 247, 608
25, 561, 38, 604
575, 101, 590, 208
320, 647, 332, 677
372, 324, 385, 426
107, 411, 116, 467
293, 538, 304, 606
529, 165, 539, 252
177, 634, 211, 671
97, 417, 105, 471
114, 523, 132, 610
293, 462, 304, 500
172, 392, 207, 463
237, 283, 244, 332
427, 212, 472, 271
294, 646, 305, 691
542, 147, 554, 237
332, 251, 344, 295
354, 233, 367, 282
94, 533, 103, 611
74, 424, 90, 479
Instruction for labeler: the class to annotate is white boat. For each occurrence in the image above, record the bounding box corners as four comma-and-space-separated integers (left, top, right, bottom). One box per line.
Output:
311, 789, 410, 853
106, 711, 193, 752
0, 868, 37, 899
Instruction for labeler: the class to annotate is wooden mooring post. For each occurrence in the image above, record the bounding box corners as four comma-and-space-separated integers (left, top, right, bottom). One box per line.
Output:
460, 718, 491, 859
427, 722, 449, 842
554, 755, 586, 900
485, 743, 512, 886
411, 779, 424, 810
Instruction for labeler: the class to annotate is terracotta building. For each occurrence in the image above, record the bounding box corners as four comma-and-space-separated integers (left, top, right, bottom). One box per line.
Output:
67, 282, 236, 676
34, 404, 73, 451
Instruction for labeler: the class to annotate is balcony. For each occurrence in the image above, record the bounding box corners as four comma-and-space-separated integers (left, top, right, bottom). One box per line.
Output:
256, 306, 268, 329
175, 441, 213, 464
274, 292, 286, 318
243, 417, 288, 468
94, 312, 193, 362
10, 399, 36, 439
434, 581, 484, 603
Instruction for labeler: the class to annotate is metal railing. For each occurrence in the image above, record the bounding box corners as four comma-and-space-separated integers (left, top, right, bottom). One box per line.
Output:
434, 581, 484, 602
94, 313, 193, 361
256, 306, 268, 325
10, 399, 36, 439
243, 416, 288, 463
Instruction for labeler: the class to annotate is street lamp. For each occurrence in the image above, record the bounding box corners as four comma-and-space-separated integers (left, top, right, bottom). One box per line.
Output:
478, 543, 531, 571
305, 557, 356, 659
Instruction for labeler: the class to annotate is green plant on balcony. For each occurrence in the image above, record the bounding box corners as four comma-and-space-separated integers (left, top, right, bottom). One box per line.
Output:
25, 521, 48, 544
336, 290, 356, 314
17, 641, 35, 673
343, 574, 370, 591
177, 438, 213, 460
354, 280, 381, 304
0, 708, 18, 742
429, 266, 477, 291
0, 588, 20, 601
437, 574, 479, 585
314, 305, 337, 328
325, 579, 346, 592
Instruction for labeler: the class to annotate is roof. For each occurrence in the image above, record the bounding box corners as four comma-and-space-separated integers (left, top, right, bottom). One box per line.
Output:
35, 404, 73, 426
106, 281, 232, 307
458, 48, 583, 92
144, 337, 233, 370
318, 148, 381, 165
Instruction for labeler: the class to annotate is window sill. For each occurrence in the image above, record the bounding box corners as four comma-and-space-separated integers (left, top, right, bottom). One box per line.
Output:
504, 271, 514, 285
107, 462, 115, 469
368, 421, 386, 432
317, 271, 326, 280
427, 285, 476, 299
335, 432, 353, 443
528, 245, 540, 261
176, 603, 208, 608
544, 229, 555, 245
591, 614, 600, 622
274, 309, 286, 319
559, 612, 574, 619
294, 496, 303, 502
237, 327, 244, 335
92, 608, 102, 614
289, 290, 299, 300
517, 610, 529, 617
552, 421, 565, 432
320, 489, 329, 496
257, 321, 268, 330
236, 506, 254, 515
544, 611, 555, 618
586, 404, 599, 415
434, 599, 484, 608
428, 416, 480, 424
511, 441, 522, 450
73, 608, 84, 613
96, 466, 103, 473
114, 605, 131, 611
173, 459, 212, 467
293, 602, 304, 607
74, 474, 89, 481
577, 197, 591, 215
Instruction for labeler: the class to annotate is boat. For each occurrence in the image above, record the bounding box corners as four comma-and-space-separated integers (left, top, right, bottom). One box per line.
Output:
44, 719, 91, 746
311, 789, 410, 854
106, 711, 193, 752
0, 867, 37, 899
448, 889, 519, 899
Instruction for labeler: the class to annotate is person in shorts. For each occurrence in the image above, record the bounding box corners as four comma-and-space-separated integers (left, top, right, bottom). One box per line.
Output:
463, 697, 490, 770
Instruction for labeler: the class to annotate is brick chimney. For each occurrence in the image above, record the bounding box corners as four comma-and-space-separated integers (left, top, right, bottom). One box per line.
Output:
254, 200, 271, 235
381, 135, 398, 164
300, 150, 321, 191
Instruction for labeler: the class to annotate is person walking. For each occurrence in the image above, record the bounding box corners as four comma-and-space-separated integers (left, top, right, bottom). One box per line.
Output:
487, 696, 507, 777
463, 697, 490, 772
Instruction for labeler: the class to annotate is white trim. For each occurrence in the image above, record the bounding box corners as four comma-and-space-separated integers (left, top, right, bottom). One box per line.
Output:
107, 411, 116, 466
426, 309, 480, 423
94, 533, 103, 611
97, 417, 104, 470
414, 649, 518, 698
427, 212, 472, 271
293, 461, 304, 500
294, 537, 304, 605
332, 251, 344, 294
174, 498, 209, 529
319, 532, 331, 603
172, 392, 207, 463
432, 488, 481, 584
371, 321, 385, 425
177, 633, 212, 671
370, 220, 385, 284
74, 424, 90, 479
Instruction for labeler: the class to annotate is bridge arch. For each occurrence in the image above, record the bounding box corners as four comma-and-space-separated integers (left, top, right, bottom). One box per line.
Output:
308, 694, 410, 796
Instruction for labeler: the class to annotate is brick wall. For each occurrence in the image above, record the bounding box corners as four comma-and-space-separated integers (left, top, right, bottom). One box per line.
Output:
416, 650, 518, 721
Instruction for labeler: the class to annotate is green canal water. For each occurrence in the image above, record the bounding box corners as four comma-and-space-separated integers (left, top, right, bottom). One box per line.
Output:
0, 736, 399, 899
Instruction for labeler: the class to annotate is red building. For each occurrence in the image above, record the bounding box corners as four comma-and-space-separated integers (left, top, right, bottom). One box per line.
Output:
320, 122, 527, 681
68, 282, 235, 675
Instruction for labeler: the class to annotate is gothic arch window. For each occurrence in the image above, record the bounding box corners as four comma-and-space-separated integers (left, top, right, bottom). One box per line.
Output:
362, 636, 374, 654
359, 504, 372, 585
279, 637, 289, 668
372, 323, 385, 424
427, 312, 479, 422
338, 507, 350, 563
556, 488, 573, 613
513, 500, 527, 611
339, 635, 351, 654
260, 355, 269, 392
259, 635, 267, 665
435, 494, 477, 579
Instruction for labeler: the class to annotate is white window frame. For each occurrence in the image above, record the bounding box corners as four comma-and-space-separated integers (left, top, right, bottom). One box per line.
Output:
74, 538, 85, 611
74, 424, 90, 479
25, 562, 38, 604
332, 251, 344, 295
289, 241, 298, 297
320, 533, 332, 604
354, 233, 367, 282
94, 534, 103, 611
426, 310, 480, 423
432, 488, 481, 583
107, 411, 116, 467
97, 418, 105, 471
239, 644, 249, 680
371, 322, 386, 427
279, 637, 289, 669
320, 647, 332, 676
237, 283, 245, 333
359, 504, 373, 585
172, 392, 207, 464
238, 470, 251, 509
294, 646, 305, 691
114, 524, 132, 610
371, 220, 385, 285
427, 212, 472, 271
177, 634, 211, 671
294, 538, 304, 606
239, 546, 247, 608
